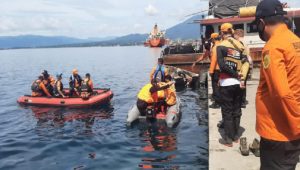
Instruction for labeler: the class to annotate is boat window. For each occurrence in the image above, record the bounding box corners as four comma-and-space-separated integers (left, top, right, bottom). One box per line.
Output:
205, 25, 214, 39
246, 23, 258, 33
233, 24, 244, 30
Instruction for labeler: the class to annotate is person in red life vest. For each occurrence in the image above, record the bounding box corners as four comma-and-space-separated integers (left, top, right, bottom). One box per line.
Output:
254, 0, 300, 169
69, 69, 83, 97
31, 75, 52, 97
41, 70, 55, 96
81, 73, 94, 99
216, 23, 250, 147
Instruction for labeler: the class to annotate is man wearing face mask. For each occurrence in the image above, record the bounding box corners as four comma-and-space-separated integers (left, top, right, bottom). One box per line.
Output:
254, 0, 300, 169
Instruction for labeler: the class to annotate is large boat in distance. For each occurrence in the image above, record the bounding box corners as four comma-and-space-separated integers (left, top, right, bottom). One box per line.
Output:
145, 24, 166, 48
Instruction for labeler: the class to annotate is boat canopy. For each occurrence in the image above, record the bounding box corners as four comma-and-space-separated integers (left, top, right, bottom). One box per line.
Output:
209, 0, 259, 18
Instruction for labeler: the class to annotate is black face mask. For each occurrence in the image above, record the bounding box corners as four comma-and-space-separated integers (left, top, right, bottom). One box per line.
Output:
257, 19, 266, 41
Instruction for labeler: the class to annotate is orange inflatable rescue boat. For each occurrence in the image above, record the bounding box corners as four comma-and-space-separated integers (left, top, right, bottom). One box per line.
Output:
17, 88, 113, 108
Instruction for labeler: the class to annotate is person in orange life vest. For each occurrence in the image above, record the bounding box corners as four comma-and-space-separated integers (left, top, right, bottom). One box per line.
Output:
150, 58, 169, 82
208, 33, 222, 109
53, 73, 66, 98
81, 73, 94, 99
254, 0, 300, 169
216, 23, 250, 147
69, 69, 83, 97
164, 75, 177, 107
137, 79, 174, 116
31, 75, 52, 97
41, 70, 55, 96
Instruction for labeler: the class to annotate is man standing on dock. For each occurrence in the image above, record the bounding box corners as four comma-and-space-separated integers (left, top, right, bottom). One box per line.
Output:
208, 33, 222, 109
216, 23, 249, 147
254, 0, 300, 169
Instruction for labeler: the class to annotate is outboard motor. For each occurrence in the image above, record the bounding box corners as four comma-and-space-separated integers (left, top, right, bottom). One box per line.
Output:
146, 107, 156, 119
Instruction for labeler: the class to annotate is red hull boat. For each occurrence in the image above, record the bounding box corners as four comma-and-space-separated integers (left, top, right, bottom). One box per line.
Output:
149, 38, 166, 47
17, 88, 113, 108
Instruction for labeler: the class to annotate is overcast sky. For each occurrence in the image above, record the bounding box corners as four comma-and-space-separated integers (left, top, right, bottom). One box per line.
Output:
0, 0, 299, 38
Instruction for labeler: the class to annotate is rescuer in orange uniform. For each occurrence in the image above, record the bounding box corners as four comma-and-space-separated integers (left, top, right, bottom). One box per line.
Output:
137, 80, 174, 116
208, 33, 222, 109
254, 0, 300, 169
31, 75, 52, 97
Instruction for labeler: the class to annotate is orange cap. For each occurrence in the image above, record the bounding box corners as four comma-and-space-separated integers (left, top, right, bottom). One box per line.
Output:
210, 33, 219, 39
72, 69, 78, 74
220, 23, 234, 33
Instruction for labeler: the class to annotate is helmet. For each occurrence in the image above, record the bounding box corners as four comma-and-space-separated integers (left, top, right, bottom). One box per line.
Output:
210, 33, 219, 39
56, 73, 63, 79
220, 23, 234, 33
72, 69, 78, 74
42, 70, 49, 79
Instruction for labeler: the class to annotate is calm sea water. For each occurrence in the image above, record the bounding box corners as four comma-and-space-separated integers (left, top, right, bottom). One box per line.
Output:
0, 46, 208, 170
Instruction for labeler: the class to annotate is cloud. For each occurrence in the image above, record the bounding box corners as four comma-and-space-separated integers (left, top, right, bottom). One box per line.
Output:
145, 4, 159, 16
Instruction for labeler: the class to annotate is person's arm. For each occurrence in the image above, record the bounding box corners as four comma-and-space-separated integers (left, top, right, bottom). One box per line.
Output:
264, 48, 300, 136
89, 80, 94, 90
149, 83, 172, 94
217, 46, 239, 78
40, 83, 51, 97
193, 51, 208, 66
57, 82, 65, 97
240, 60, 250, 81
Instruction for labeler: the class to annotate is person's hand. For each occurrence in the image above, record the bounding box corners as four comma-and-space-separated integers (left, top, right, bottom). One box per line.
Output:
240, 81, 246, 89
192, 62, 196, 68
238, 73, 243, 79
168, 81, 175, 86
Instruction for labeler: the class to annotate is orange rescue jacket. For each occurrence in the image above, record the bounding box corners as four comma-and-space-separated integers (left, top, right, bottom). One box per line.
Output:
209, 40, 221, 74
256, 24, 300, 142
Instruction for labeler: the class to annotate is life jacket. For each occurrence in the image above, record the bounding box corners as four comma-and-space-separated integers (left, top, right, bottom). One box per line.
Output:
219, 37, 247, 79
53, 80, 63, 96
153, 65, 165, 82
31, 80, 42, 93
70, 75, 82, 88
138, 83, 165, 104
165, 84, 176, 106
81, 79, 92, 93
157, 82, 168, 100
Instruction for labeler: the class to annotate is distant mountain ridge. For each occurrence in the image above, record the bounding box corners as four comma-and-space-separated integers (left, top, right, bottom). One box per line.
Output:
0, 15, 201, 49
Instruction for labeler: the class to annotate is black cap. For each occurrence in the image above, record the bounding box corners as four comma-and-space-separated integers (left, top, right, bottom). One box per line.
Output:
42, 70, 49, 79
56, 73, 63, 79
255, 0, 287, 20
